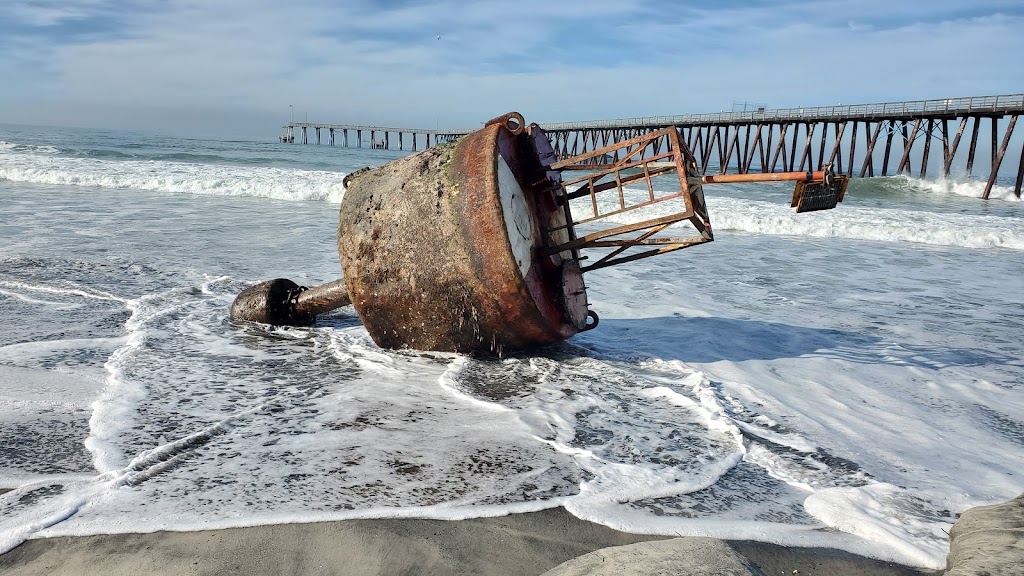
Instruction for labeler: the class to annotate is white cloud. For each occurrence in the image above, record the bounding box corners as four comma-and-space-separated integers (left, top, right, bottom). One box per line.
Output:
0, 0, 1020, 136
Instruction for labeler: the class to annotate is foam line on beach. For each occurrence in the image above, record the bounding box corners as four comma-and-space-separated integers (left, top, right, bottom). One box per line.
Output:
0, 402, 266, 555
805, 484, 952, 568
84, 288, 203, 472
0, 280, 127, 304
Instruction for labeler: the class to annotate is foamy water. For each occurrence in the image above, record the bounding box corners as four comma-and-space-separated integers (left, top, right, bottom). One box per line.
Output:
1, 125, 1022, 569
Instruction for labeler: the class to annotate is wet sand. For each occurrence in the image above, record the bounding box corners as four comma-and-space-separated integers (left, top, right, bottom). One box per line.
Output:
0, 507, 937, 576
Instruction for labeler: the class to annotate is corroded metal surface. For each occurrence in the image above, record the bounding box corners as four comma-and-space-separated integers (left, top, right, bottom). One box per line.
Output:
338, 123, 587, 354
230, 278, 312, 325
229, 278, 350, 326
294, 279, 351, 317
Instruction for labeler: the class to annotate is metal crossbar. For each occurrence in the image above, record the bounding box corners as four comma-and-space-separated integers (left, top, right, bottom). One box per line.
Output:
544, 128, 713, 272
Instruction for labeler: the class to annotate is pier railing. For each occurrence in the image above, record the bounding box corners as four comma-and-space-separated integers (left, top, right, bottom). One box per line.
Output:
540, 94, 1024, 130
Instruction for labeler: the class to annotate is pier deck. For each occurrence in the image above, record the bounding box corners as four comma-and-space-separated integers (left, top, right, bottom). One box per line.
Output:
281, 94, 1024, 198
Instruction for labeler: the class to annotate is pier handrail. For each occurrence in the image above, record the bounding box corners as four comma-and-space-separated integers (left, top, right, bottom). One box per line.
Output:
538, 94, 1024, 130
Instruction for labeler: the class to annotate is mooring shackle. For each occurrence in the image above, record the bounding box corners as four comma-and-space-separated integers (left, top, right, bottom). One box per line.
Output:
230, 277, 351, 327
286, 284, 308, 312
821, 163, 836, 187
579, 311, 600, 332
484, 112, 525, 135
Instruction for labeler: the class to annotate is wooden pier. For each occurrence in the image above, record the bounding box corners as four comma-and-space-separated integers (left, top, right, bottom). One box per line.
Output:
279, 123, 470, 152
281, 94, 1024, 198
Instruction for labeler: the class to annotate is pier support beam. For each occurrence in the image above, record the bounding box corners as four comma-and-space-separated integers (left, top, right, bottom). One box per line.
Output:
966, 117, 981, 176
983, 115, 1017, 199
1015, 139, 1024, 198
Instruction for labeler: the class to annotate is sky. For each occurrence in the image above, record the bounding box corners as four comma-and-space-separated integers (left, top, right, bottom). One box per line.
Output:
0, 0, 1021, 139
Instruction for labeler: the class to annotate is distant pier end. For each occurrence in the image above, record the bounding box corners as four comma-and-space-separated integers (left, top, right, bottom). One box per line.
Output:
282, 94, 1024, 198
280, 123, 471, 152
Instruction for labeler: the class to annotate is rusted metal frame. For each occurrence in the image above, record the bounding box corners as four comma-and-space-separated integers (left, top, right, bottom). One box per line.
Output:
550, 127, 672, 169
798, 123, 816, 171
643, 161, 655, 201
560, 146, 673, 183
615, 167, 626, 209
860, 121, 881, 177
580, 239, 708, 273
921, 119, 934, 178
547, 212, 691, 254
562, 156, 676, 199
770, 123, 789, 172
983, 115, 1017, 199
896, 120, 918, 175
847, 121, 858, 176
944, 117, 968, 176
569, 176, 683, 224
587, 175, 599, 217
587, 222, 673, 269
588, 234, 700, 248
966, 116, 981, 176
667, 127, 706, 235
827, 122, 847, 172
701, 170, 825, 183
563, 163, 675, 195
881, 122, 895, 176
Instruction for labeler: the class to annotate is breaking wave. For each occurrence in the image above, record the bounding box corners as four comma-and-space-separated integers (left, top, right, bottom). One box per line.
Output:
0, 144, 346, 202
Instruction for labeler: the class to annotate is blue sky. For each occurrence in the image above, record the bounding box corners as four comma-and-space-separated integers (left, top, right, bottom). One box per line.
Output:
0, 0, 1021, 138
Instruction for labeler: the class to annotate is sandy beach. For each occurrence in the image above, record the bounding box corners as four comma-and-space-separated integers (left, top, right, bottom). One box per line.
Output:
0, 507, 934, 576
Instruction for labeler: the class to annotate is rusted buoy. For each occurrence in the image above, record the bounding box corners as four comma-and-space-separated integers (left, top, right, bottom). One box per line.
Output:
337, 115, 590, 354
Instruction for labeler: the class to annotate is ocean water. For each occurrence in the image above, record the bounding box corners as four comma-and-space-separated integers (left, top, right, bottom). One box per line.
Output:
1, 123, 1022, 569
